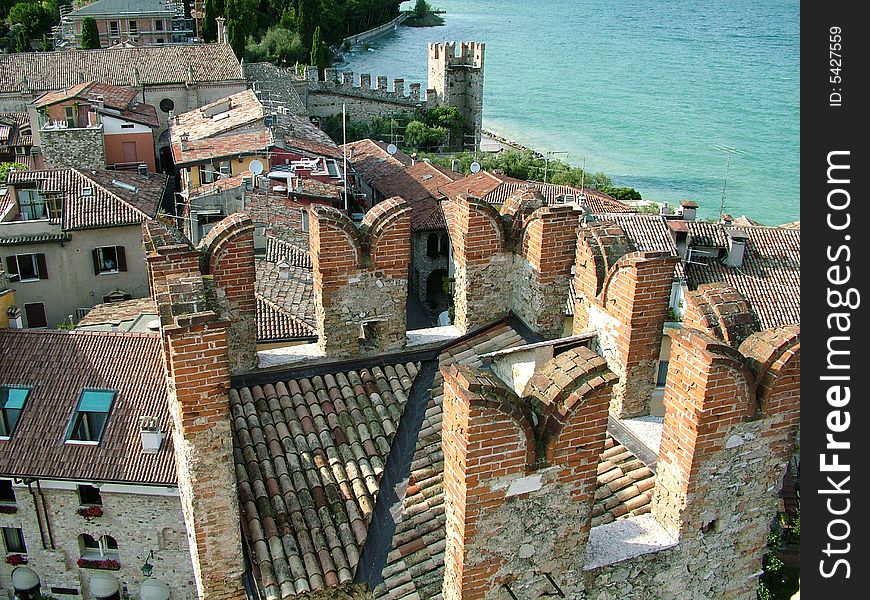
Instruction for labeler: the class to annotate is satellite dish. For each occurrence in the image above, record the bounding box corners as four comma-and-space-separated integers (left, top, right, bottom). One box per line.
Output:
386, 143, 398, 155
249, 159, 264, 175
470, 161, 481, 173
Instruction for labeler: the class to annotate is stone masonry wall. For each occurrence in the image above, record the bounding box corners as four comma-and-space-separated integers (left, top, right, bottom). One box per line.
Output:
310, 198, 411, 357
40, 127, 106, 170
443, 193, 577, 338
428, 42, 485, 148
307, 69, 436, 122
441, 348, 615, 600
0, 485, 195, 600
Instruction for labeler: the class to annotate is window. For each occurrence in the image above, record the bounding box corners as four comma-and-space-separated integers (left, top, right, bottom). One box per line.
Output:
2, 527, 26, 553
17, 189, 60, 220
79, 534, 118, 560
109, 21, 119, 37
156, 38, 164, 44
78, 485, 102, 506
155, 19, 164, 31
5, 253, 48, 281
656, 360, 670, 387
92, 246, 127, 275
65, 106, 76, 128
66, 389, 116, 444
0, 480, 15, 503
0, 386, 30, 439
301, 208, 309, 233
159, 98, 174, 113
129, 20, 138, 33
24, 303, 47, 328
120, 123, 135, 130
200, 165, 215, 184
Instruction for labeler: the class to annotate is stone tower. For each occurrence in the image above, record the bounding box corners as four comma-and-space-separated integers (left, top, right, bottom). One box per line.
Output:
428, 41, 485, 150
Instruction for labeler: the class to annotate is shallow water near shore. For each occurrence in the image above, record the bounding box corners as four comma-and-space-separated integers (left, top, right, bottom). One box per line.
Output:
340, 0, 800, 225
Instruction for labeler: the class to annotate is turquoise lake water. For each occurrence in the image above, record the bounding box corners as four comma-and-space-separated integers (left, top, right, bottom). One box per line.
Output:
340, 0, 800, 225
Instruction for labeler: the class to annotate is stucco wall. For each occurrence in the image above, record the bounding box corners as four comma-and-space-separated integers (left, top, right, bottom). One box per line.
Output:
0, 224, 150, 328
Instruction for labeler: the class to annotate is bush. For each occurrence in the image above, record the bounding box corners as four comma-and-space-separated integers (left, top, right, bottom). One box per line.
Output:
404, 120, 448, 149
77, 557, 120, 570
76, 505, 104, 518
5, 553, 26, 565
244, 27, 308, 66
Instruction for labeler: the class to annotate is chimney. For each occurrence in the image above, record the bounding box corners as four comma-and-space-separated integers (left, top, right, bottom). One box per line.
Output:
242, 175, 253, 191
277, 258, 290, 280
295, 177, 303, 193
451, 159, 460, 172
95, 95, 105, 109
659, 202, 672, 216
679, 200, 698, 222
725, 229, 749, 268
180, 132, 189, 151
6, 306, 22, 329
137, 163, 148, 176
78, 71, 85, 84
720, 213, 733, 225
215, 17, 227, 45
139, 416, 163, 453
131, 67, 140, 88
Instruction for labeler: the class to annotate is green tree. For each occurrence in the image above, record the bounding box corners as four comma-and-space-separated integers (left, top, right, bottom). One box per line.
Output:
0, 162, 28, 183
202, 0, 225, 42
413, 0, 429, 18
296, 0, 315, 51
405, 120, 448, 149
244, 25, 307, 65
80, 16, 100, 49
226, 0, 257, 57
8, 2, 46, 40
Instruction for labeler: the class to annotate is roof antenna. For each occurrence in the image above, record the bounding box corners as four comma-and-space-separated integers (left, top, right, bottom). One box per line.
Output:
711, 144, 750, 219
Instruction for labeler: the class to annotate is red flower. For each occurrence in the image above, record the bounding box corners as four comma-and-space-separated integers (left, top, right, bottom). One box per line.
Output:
77, 557, 120, 570
5, 554, 27, 566
76, 506, 104, 518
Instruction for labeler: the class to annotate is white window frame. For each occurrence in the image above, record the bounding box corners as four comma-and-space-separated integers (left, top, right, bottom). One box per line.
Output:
80, 534, 118, 560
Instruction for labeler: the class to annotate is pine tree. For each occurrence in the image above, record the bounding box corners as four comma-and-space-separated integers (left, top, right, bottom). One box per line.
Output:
202, 0, 225, 42
296, 0, 315, 51
80, 17, 101, 49
309, 25, 321, 72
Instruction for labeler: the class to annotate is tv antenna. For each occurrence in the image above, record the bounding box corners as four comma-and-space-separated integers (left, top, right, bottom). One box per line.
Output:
711, 144, 750, 217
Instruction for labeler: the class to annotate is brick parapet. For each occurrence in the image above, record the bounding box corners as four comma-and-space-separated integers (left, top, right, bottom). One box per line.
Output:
441, 347, 614, 600
684, 282, 759, 347
310, 200, 411, 357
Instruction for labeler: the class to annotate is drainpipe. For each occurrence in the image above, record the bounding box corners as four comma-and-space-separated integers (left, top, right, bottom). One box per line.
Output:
24, 478, 55, 549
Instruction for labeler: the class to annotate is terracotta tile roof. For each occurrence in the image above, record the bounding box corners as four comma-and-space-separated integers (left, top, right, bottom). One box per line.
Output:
172, 90, 265, 142
0, 44, 244, 93
685, 221, 729, 247
0, 112, 32, 147
0, 232, 72, 246
411, 200, 446, 232
256, 248, 316, 341
231, 361, 421, 597
0, 329, 175, 485
487, 182, 633, 213
343, 140, 432, 204
76, 297, 158, 327
685, 225, 800, 330
265, 236, 312, 268
437, 170, 523, 200
173, 129, 274, 165
779, 220, 800, 229
590, 213, 677, 255
591, 436, 656, 527
373, 323, 528, 600
256, 295, 317, 342
405, 162, 463, 197
6, 168, 167, 230
33, 81, 138, 111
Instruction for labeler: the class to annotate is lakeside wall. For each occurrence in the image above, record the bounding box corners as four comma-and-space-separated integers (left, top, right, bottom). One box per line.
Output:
342, 13, 409, 48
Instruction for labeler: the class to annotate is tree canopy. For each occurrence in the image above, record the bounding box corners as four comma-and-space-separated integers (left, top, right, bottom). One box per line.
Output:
80, 16, 99, 49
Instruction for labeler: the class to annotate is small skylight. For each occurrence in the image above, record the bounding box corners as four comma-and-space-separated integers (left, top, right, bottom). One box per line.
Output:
0, 386, 30, 439
66, 389, 116, 445
211, 111, 231, 122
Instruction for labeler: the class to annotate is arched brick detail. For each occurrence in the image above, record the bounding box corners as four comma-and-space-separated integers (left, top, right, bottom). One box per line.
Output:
442, 363, 541, 600
500, 185, 545, 240
195, 213, 257, 374
575, 223, 634, 298
310, 204, 364, 277
142, 219, 201, 299
359, 196, 412, 278
443, 193, 507, 266
531, 348, 615, 478
591, 250, 680, 417
740, 326, 800, 456
518, 205, 578, 278
684, 282, 759, 347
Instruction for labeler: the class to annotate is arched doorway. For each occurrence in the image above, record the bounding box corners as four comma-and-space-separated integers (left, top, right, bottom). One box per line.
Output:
426, 269, 449, 313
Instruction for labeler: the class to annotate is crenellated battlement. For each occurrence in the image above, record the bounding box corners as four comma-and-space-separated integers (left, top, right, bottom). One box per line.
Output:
309, 68, 438, 107
428, 41, 486, 69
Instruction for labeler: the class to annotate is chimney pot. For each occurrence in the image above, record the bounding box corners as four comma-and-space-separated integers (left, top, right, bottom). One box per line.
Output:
139, 416, 163, 453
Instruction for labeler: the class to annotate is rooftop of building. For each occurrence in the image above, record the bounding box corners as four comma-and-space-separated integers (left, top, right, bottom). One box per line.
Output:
75, 297, 159, 330
0, 44, 243, 93
67, 0, 177, 17
34, 81, 160, 128
255, 237, 316, 343
4, 168, 167, 231
0, 328, 176, 485
231, 317, 659, 599
0, 112, 32, 148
